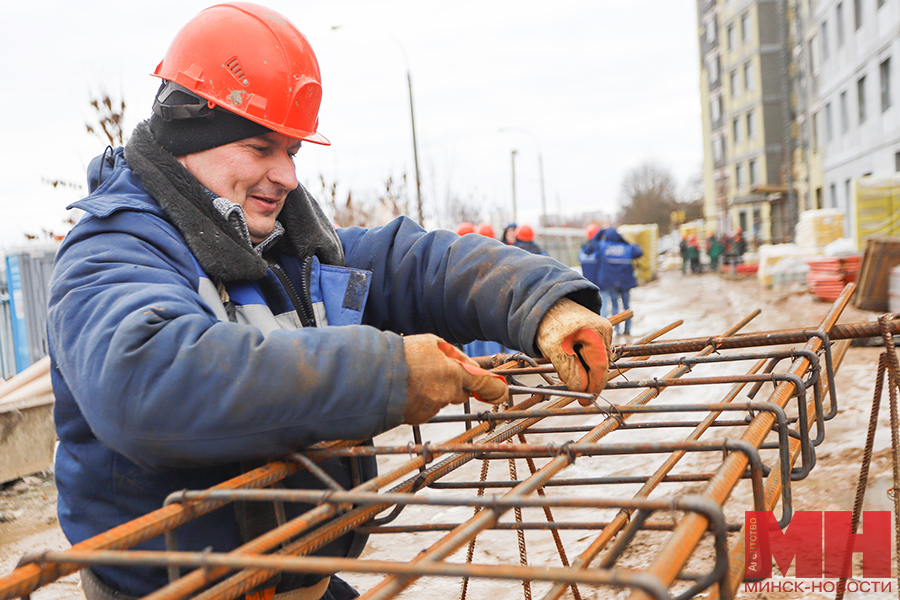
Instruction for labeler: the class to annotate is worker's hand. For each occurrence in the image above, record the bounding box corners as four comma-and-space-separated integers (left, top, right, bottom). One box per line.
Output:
403, 334, 509, 424
536, 298, 613, 405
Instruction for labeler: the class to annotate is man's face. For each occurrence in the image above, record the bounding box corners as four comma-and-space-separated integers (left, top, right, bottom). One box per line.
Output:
178, 132, 302, 243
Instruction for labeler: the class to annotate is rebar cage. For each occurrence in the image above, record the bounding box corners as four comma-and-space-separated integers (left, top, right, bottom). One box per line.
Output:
1, 284, 892, 600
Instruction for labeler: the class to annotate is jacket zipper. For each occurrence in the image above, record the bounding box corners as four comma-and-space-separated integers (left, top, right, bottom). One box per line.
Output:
269, 257, 316, 328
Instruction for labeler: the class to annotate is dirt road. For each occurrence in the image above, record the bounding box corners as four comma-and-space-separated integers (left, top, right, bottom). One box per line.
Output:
0, 268, 894, 599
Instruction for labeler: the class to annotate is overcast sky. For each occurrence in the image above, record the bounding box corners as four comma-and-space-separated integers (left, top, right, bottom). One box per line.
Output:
0, 0, 702, 248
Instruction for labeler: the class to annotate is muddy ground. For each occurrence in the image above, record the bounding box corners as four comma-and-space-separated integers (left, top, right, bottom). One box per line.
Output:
0, 268, 896, 599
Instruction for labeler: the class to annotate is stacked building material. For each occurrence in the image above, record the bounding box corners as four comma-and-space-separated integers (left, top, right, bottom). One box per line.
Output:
854, 236, 900, 311
807, 255, 861, 301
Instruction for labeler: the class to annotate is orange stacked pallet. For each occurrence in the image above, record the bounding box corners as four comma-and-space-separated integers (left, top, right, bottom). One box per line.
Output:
806, 255, 861, 301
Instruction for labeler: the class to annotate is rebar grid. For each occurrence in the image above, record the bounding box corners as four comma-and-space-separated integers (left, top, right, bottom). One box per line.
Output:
0, 283, 885, 600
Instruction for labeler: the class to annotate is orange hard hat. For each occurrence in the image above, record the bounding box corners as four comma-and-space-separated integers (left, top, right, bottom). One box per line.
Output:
586, 224, 601, 240
515, 224, 535, 242
153, 3, 329, 145
476, 222, 495, 238
456, 222, 476, 236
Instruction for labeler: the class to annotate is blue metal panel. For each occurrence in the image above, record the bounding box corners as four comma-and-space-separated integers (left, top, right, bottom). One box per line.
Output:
0, 292, 15, 380
5, 255, 30, 373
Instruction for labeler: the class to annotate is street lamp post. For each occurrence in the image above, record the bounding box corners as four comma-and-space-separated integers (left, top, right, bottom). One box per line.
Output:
510, 149, 519, 223
331, 26, 424, 227
500, 127, 546, 224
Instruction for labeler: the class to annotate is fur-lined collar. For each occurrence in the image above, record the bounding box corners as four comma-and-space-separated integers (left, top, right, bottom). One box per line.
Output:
124, 120, 344, 282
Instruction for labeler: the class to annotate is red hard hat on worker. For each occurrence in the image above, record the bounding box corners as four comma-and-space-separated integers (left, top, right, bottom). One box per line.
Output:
586, 224, 601, 240
476, 222, 495, 238
515, 224, 535, 242
152, 2, 329, 145
456, 222, 475, 236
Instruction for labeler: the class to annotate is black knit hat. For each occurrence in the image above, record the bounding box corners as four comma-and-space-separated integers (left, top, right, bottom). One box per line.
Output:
148, 81, 271, 156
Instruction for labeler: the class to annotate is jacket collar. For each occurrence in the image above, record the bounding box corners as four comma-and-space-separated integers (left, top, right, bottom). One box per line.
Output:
123, 120, 344, 282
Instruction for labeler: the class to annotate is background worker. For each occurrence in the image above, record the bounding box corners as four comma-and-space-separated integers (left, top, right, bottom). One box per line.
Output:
590, 227, 643, 336
512, 224, 547, 255
686, 233, 702, 274
47, 4, 613, 600
578, 224, 605, 294
500, 222, 518, 245
456, 221, 476, 236
476, 222, 495, 238
723, 227, 747, 270
706, 233, 724, 272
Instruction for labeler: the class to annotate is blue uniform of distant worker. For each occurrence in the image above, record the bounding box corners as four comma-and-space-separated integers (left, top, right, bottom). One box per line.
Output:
581, 228, 643, 335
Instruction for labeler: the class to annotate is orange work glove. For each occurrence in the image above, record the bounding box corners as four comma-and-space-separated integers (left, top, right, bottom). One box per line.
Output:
536, 298, 613, 404
403, 334, 509, 424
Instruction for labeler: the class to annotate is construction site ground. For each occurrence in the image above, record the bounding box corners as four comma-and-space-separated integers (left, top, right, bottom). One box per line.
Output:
0, 267, 895, 600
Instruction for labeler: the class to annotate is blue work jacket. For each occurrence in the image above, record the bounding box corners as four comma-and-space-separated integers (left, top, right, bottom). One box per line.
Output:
48, 148, 601, 595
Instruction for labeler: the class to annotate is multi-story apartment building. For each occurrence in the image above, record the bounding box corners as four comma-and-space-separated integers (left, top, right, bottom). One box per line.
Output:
698, 0, 730, 235
811, 0, 900, 223
792, 0, 825, 213
698, 0, 900, 247
698, 0, 795, 246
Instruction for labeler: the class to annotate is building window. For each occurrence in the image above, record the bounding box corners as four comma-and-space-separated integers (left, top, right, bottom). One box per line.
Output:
749, 159, 759, 185
741, 12, 751, 43
809, 37, 819, 74
881, 57, 892, 112
821, 20, 830, 61
858, 75, 867, 124
812, 110, 820, 149
736, 163, 745, 189
705, 19, 717, 45
840, 90, 849, 133
747, 110, 757, 138
845, 178, 852, 206
744, 61, 754, 91
854, 0, 862, 30
895, 151, 900, 171
710, 97, 721, 124
733, 117, 742, 144
836, 2, 844, 47
816, 187, 823, 208
731, 70, 740, 98
830, 183, 838, 208
727, 24, 736, 51
825, 102, 834, 141
708, 55, 720, 86
713, 136, 723, 163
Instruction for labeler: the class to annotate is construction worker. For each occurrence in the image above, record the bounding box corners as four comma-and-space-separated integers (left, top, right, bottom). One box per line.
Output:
500, 222, 518, 245
456, 221, 476, 236
706, 233, 725, 271
686, 234, 702, 274
578, 224, 605, 290
46, 4, 613, 600
591, 227, 644, 336
513, 224, 547, 255
475, 222, 495, 238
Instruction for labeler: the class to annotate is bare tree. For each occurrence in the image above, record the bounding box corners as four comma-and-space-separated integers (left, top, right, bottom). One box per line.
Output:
443, 192, 483, 228
323, 173, 414, 228
86, 89, 128, 147
35, 88, 129, 240
376, 175, 409, 222
618, 161, 679, 233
